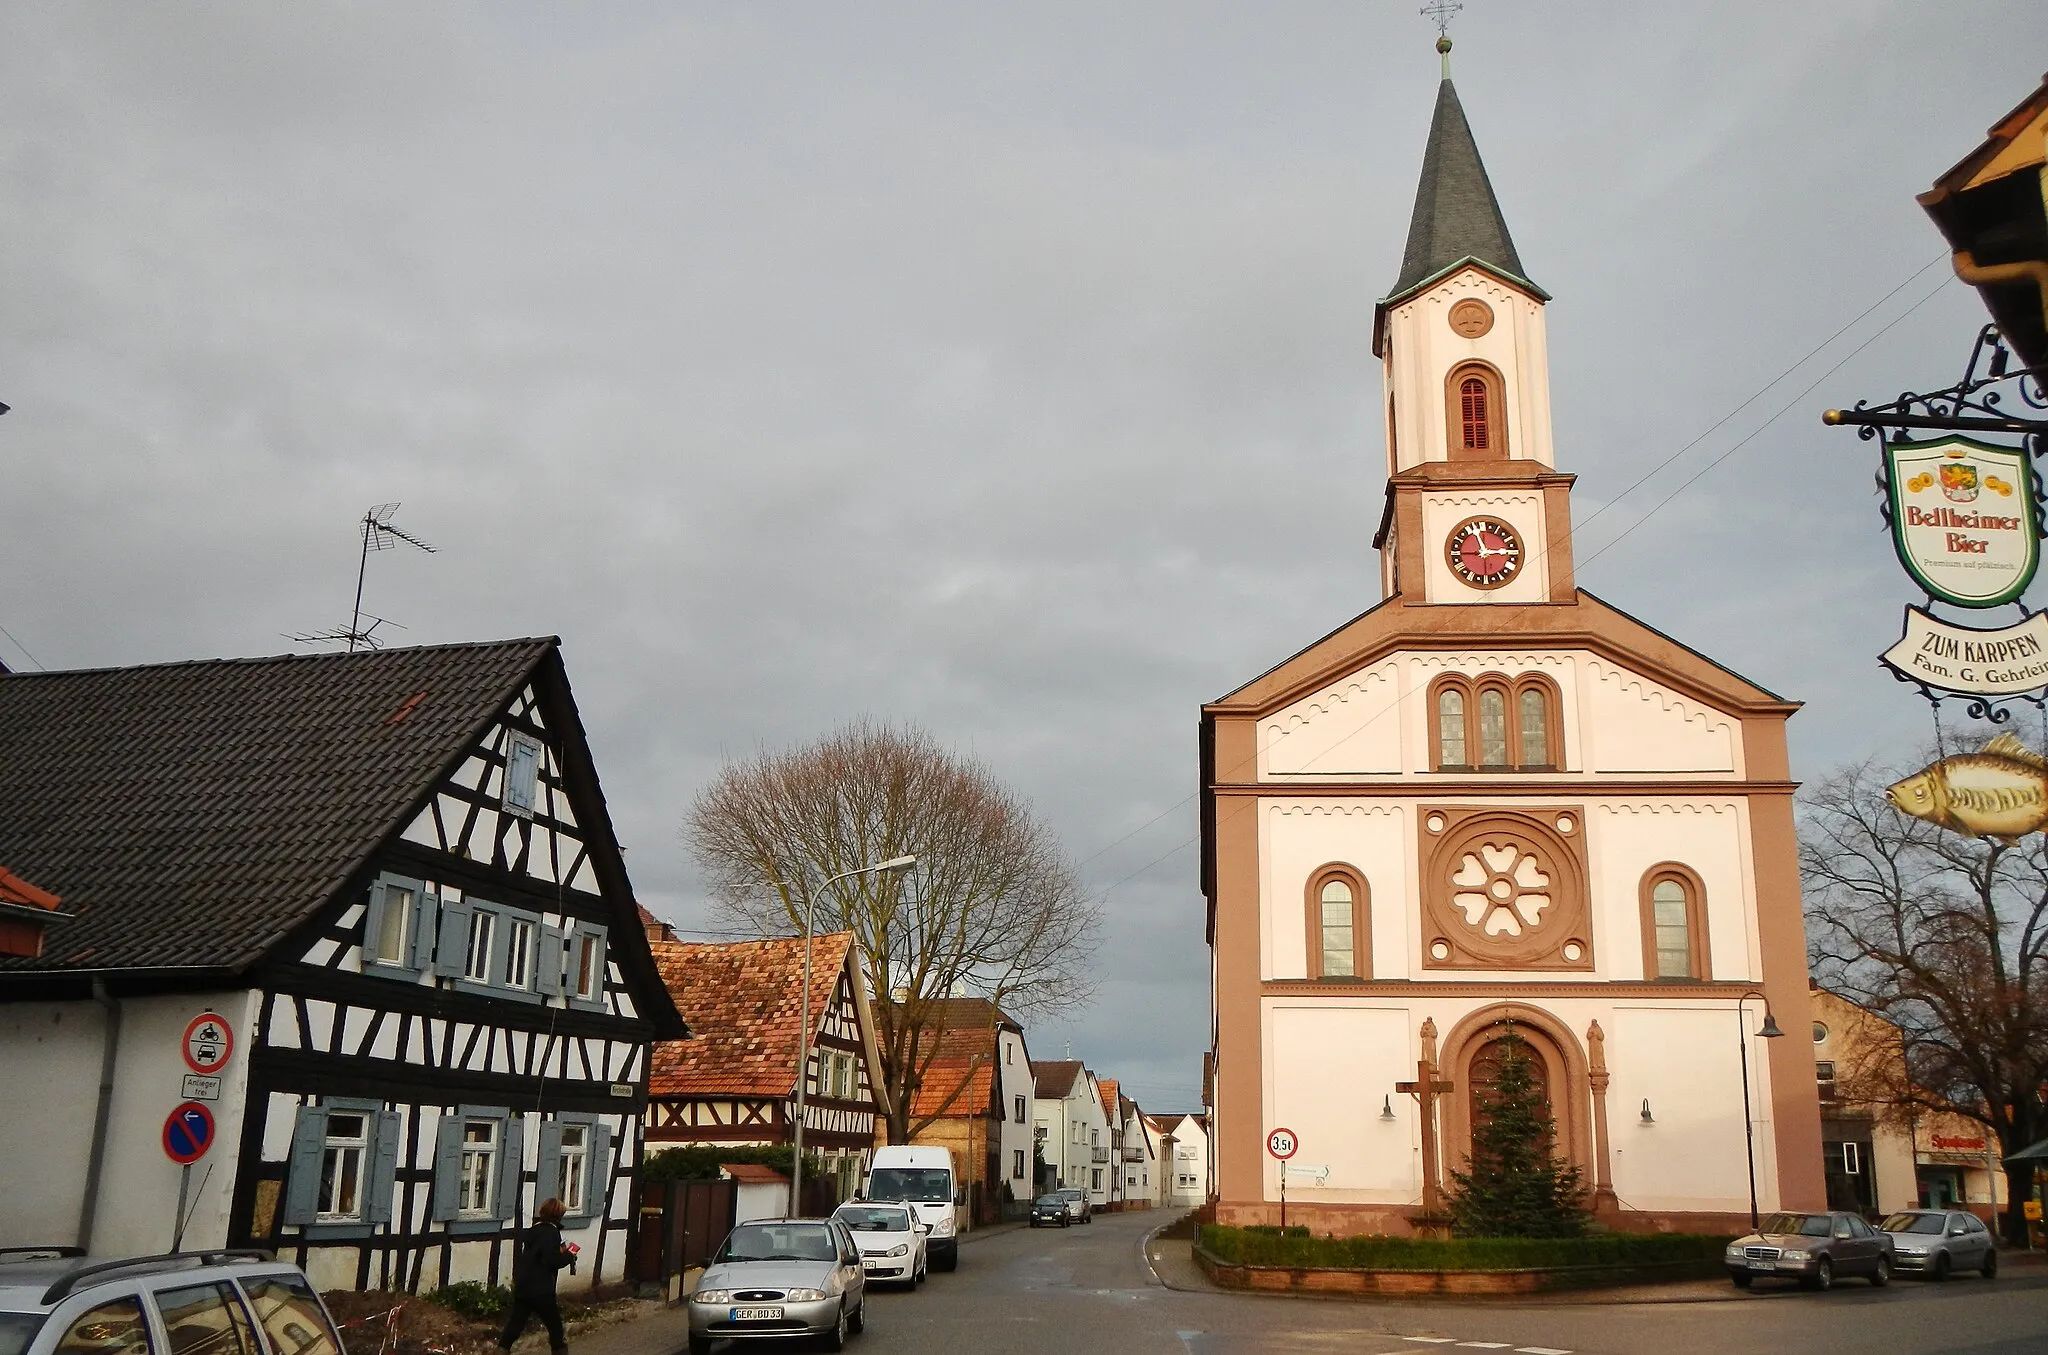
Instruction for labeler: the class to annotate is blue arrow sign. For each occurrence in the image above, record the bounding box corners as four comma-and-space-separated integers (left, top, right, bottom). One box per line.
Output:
163, 1101, 215, 1165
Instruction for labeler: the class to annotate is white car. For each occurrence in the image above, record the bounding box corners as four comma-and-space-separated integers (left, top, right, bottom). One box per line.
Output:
832, 1203, 928, 1286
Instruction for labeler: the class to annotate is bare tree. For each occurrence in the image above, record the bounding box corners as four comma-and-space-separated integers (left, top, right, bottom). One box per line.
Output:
686, 719, 1098, 1143
1800, 754, 2048, 1244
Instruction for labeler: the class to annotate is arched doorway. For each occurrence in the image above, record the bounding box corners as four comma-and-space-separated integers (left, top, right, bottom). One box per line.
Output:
1438, 1005, 1594, 1184
1468, 1032, 1554, 1145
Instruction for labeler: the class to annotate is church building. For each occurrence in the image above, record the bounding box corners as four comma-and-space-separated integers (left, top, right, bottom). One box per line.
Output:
1201, 55, 1827, 1234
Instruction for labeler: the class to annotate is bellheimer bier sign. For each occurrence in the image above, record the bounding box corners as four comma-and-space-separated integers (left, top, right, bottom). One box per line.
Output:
1885, 436, 2039, 608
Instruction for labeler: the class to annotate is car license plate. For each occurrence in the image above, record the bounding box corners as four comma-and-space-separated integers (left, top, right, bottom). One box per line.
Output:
1750, 1260, 1776, 1272
730, 1307, 783, 1321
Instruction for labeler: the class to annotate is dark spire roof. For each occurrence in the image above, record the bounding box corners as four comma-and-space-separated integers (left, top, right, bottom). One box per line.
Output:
1387, 78, 1539, 303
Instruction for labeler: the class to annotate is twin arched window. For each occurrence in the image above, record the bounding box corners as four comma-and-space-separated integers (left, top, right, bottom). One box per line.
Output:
1306, 867, 1371, 980
1431, 675, 1560, 771
1640, 865, 1708, 980
1446, 362, 1507, 460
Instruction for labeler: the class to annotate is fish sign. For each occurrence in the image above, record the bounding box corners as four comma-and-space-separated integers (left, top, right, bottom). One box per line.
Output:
1887, 734, 2048, 843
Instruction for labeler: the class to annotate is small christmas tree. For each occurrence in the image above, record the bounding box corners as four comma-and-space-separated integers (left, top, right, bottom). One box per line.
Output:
1443, 1028, 1589, 1238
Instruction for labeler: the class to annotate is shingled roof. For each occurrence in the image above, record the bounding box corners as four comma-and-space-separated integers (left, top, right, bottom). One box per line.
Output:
1032, 1059, 1084, 1099
1386, 77, 1541, 306
648, 933, 855, 1098
0, 639, 559, 975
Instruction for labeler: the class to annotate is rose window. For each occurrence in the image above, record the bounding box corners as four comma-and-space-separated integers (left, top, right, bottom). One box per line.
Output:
1450, 843, 1552, 937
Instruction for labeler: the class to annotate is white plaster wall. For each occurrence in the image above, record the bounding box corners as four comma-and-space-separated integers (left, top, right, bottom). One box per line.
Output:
1264, 1004, 1417, 1202
1420, 492, 1550, 605
1587, 801, 1756, 981
0, 991, 262, 1253
1383, 268, 1553, 474
1260, 662, 1404, 778
994, 1031, 1033, 1202
1579, 658, 1741, 775
1261, 803, 1412, 981
1606, 1004, 1772, 1213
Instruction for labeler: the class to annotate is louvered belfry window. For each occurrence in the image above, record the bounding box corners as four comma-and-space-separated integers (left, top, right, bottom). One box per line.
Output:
1461, 376, 1489, 451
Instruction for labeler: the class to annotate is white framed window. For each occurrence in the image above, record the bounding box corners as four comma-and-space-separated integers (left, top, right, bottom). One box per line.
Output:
1013, 1150, 1025, 1179
835, 1052, 854, 1099
556, 1123, 588, 1213
457, 1119, 498, 1217
317, 1112, 370, 1221
1015, 1096, 1025, 1121
371, 888, 410, 966
363, 873, 434, 980
503, 733, 543, 818
464, 911, 495, 983
503, 918, 533, 990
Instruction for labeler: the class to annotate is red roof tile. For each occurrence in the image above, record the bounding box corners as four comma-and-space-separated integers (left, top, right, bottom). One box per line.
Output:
0, 867, 61, 912
910, 1053, 994, 1119
722, 1162, 789, 1184
649, 933, 855, 1098
1097, 1078, 1118, 1121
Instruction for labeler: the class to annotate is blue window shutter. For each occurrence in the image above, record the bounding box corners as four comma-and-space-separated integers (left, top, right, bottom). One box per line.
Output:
410, 890, 440, 972
283, 1105, 329, 1227
573, 928, 610, 1008
534, 1120, 563, 1208
365, 1110, 402, 1226
430, 1113, 465, 1221
535, 926, 565, 997
433, 898, 473, 979
496, 1115, 526, 1222
585, 1124, 615, 1221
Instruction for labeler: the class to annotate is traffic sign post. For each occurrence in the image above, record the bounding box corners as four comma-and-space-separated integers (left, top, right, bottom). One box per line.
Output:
182, 1014, 233, 1076
1266, 1127, 1299, 1230
162, 1101, 216, 1253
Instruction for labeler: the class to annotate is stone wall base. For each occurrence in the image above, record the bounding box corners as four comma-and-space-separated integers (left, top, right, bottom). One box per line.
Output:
1215, 1199, 1751, 1238
1193, 1246, 1721, 1296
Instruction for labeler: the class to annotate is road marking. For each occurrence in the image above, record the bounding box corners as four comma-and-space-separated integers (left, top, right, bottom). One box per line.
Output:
1401, 1342, 1458, 1347
1516, 1348, 1574, 1354
1458, 1346, 1513, 1350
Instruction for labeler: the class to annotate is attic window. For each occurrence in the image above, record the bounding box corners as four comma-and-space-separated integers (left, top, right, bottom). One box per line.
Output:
503, 734, 543, 819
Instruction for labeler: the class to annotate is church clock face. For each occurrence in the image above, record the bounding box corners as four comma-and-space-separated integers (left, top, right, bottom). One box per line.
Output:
1445, 517, 1523, 589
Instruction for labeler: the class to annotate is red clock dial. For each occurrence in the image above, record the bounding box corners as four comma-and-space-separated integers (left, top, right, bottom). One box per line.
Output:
1445, 517, 1523, 589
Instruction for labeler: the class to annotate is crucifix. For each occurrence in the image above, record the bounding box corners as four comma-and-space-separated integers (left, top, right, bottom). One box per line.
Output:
1396, 1016, 1456, 1217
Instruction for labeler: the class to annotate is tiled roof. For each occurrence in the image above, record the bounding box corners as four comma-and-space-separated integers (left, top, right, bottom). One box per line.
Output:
0, 640, 555, 974
722, 1162, 789, 1185
0, 867, 62, 912
1388, 77, 1536, 304
648, 932, 854, 1097
1032, 1059, 1083, 1099
1097, 1078, 1118, 1121
910, 1053, 994, 1119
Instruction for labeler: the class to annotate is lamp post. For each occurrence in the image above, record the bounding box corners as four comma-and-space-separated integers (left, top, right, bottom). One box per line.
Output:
781, 854, 917, 1218
1736, 989, 1786, 1231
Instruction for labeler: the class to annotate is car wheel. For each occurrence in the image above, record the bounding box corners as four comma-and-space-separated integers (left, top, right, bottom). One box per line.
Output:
1933, 1252, 1951, 1282
823, 1303, 849, 1352
1871, 1255, 1890, 1287
1730, 1272, 1753, 1288
1981, 1249, 1998, 1279
688, 1336, 713, 1355
1805, 1257, 1833, 1291
848, 1298, 865, 1335
941, 1249, 958, 1272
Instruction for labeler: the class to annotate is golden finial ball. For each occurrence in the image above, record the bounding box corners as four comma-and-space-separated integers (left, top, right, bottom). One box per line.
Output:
1436, 35, 1453, 54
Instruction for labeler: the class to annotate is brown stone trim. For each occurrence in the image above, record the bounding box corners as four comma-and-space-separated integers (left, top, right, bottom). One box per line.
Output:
1746, 794, 1827, 1209
1212, 785, 1266, 1215
1420, 805, 1592, 971
1637, 863, 1710, 981
1215, 780, 1797, 797
1260, 978, 1759, 997
1438, 1003, 1592, 1184
1541, 480, 1576, 600
1304, 864, 1372, 980
1444, 360, 1509, 461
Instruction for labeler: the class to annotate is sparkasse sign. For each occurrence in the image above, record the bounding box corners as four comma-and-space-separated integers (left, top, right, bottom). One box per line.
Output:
1885, 435, 2039, 608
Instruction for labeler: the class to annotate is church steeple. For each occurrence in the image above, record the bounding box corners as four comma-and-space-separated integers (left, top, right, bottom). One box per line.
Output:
1387, 75, 1539, 305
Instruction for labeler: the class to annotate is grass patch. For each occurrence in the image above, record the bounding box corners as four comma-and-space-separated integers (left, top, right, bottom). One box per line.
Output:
1199, 1225, 1731, 1271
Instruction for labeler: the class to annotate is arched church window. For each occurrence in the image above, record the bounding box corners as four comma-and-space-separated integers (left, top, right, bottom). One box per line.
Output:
1518, 686, 1550, 768
1477, 688, 1509, 767
1305, 867, 1370, 979
1444, 362, 1508, 461
1639, 866, 1709, 980
1437, 687, 1467, 768
1460, 377, 1489, 452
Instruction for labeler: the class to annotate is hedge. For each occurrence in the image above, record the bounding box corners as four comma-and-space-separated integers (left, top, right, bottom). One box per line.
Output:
641, 1144, 831, 1183
1198, 1224, 1731, 1271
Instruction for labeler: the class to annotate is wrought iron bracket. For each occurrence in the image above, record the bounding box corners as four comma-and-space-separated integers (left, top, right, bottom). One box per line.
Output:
1824, 323, 2047, 447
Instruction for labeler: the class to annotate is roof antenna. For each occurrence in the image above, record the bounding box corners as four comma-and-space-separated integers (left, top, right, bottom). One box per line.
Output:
289, 503, 437, 652
1421, 0, 1462, 76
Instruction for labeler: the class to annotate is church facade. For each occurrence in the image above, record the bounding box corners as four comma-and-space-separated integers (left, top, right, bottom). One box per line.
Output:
1201, 68, 1826, 1235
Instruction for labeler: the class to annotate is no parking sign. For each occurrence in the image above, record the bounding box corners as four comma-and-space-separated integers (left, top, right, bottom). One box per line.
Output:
162, 1102, 216, 1165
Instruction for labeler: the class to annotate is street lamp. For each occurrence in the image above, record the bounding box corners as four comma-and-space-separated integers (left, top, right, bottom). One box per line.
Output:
1736, 989, 1786, 1231
781, 854, 917, 1217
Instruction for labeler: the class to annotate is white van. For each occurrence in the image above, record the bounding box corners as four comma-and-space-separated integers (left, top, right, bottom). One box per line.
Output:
863, 1145, 961, 1271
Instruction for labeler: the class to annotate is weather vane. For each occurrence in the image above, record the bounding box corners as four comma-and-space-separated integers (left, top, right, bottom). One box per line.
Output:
1422, 0, 1462, 73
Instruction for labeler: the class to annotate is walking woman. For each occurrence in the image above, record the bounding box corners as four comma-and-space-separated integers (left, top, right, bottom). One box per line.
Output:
499, 1197, 576, 1355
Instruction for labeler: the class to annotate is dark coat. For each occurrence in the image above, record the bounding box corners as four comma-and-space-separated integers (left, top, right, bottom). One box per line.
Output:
514, 1219, 574, 1300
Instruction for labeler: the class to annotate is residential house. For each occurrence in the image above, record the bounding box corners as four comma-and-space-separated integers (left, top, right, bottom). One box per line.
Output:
1155, 1113, 1211, 1208
0, 640, 685, 1292
896, 998, 1034, 1223
1031, 1060, 1110, 1201
1097, 1079, 1122, 1207
1116, 1094, 1155, 1209
643, 926, 887, 1204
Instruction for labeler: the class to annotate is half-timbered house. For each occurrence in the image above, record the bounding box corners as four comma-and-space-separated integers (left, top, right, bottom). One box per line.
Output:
643, 926, 886, 1202
0, 639, 685, 1292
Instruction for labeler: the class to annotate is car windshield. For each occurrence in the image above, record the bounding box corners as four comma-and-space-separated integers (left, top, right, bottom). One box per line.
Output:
716, 1222, 838, 1263
835, 1206, 911, 1232
866, 1168, 952, 1203
1760, 1213, 1832, 1238
1879, 1213, 1947, 1235
1058, 1189, 1083, 1199
1036, 1195, 1064, 1206
0, 1313, 45, 1355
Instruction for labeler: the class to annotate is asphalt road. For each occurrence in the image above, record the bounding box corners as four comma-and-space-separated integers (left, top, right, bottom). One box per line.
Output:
833, 1210, 2048, 1355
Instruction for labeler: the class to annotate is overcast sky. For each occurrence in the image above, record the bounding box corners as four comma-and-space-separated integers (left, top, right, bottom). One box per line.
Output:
2, 3, 2041, 1111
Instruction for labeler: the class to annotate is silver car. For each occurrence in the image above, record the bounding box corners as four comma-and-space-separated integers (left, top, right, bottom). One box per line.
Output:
1878, 1209, 1999, 1280
0, 1247, 346, 1355
687, 1218, 867, 1354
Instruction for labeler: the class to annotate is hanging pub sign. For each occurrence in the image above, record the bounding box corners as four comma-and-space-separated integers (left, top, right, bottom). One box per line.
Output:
1884, 436, 2040, 608
1882, 606, 2048, 698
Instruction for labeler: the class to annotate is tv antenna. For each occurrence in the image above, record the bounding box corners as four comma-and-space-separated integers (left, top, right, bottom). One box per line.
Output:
290, 503, 437, 652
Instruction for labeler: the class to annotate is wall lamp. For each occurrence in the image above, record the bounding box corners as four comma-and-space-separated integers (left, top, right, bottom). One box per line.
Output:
1639, 1098, 1654, 1125
1380, 1095, 1396, 1121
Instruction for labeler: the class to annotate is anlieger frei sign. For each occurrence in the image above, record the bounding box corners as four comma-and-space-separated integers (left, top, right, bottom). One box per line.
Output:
1884, 436, 2038, 608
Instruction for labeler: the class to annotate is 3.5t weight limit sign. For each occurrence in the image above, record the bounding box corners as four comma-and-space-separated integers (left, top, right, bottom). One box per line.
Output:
1266, 1127, 1299, 1160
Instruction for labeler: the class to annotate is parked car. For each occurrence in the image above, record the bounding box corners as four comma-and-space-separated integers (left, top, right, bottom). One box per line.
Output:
1723, 1211, 1894, 1290
864, 1145, 960, 1272
1054, 1187, 1092, 1224
831, 1203, 927, 1286
1029, 1194, 1072, 1228
1878, 1209, 1998, 1280
0, 1246, 346, 1355
688, 1219, 867, 1353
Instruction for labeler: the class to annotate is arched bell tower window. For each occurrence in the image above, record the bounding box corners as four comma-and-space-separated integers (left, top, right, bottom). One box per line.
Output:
1305, 866, 1371, 980
1445, 361, 1508, 461
1430, 674, 1563, 771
